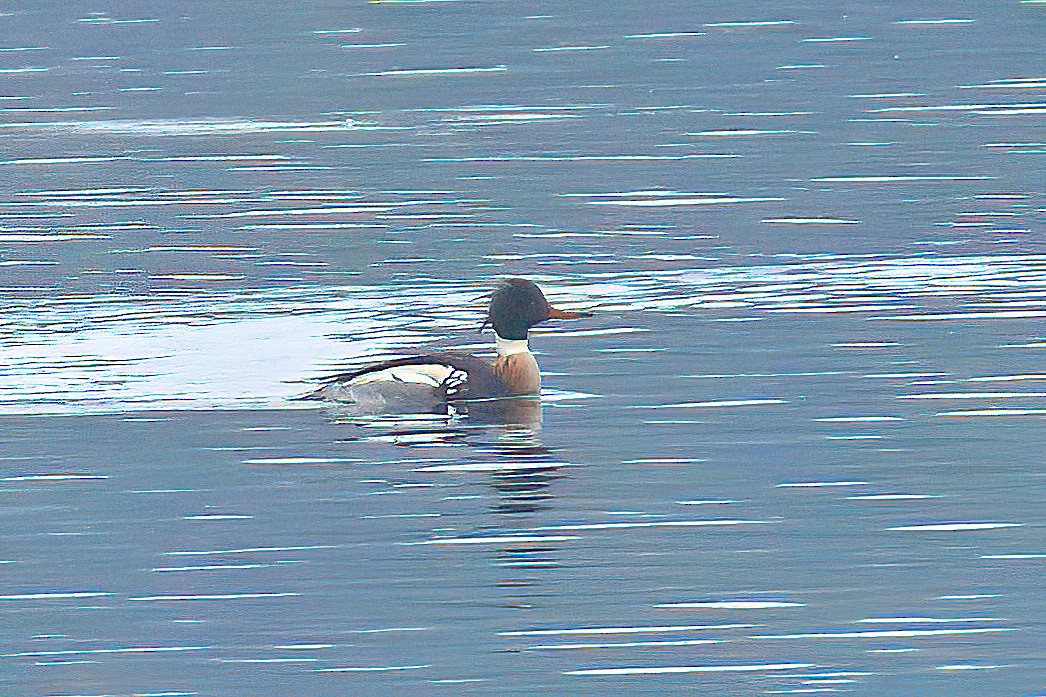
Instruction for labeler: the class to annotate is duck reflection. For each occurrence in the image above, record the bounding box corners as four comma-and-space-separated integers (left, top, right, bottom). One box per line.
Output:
318, 395, 572, 607
321, 394, 566, 515
475, 411, 564, 516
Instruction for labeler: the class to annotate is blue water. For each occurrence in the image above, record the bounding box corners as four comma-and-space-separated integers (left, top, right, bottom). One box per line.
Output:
1, 1, 1043, 694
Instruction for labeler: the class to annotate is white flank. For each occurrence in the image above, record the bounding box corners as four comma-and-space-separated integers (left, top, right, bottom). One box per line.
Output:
350, 364, 454, 387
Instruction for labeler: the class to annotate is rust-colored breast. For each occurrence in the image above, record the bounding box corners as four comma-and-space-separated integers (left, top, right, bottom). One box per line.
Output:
492, 352, 541, 395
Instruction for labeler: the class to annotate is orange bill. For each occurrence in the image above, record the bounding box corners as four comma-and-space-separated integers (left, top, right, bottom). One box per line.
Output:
548, 306, 592, 320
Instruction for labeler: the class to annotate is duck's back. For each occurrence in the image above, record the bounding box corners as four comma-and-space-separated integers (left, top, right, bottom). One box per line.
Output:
304, 352, 516, 414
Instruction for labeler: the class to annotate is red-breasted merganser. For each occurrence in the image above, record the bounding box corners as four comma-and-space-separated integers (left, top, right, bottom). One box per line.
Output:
304, 279, 591, 414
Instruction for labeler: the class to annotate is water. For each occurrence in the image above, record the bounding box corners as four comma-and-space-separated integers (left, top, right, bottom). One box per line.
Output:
1, 1, 1043, 695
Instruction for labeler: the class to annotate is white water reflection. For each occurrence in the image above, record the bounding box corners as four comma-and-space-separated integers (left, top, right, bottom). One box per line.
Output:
2, 253, 1041, 415
0, 118, 360, 135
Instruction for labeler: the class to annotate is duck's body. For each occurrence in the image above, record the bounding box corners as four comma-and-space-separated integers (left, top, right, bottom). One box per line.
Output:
304, 279, 588, 415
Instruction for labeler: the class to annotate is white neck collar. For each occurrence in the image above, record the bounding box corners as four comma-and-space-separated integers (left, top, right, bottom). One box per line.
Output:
495, 334, 531, 356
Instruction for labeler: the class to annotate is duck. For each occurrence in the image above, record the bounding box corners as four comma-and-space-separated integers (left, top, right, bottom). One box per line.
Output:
304, 278, 591, 415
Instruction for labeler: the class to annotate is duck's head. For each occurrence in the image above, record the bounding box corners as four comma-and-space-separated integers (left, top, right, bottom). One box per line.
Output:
487, 278, 590, 340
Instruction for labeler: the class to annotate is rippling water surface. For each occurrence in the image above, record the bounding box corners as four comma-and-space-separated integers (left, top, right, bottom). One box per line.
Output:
1, 1, 1043, 695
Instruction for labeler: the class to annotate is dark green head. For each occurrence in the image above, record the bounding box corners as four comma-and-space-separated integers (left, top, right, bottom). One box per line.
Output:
487, 279, 590, 340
